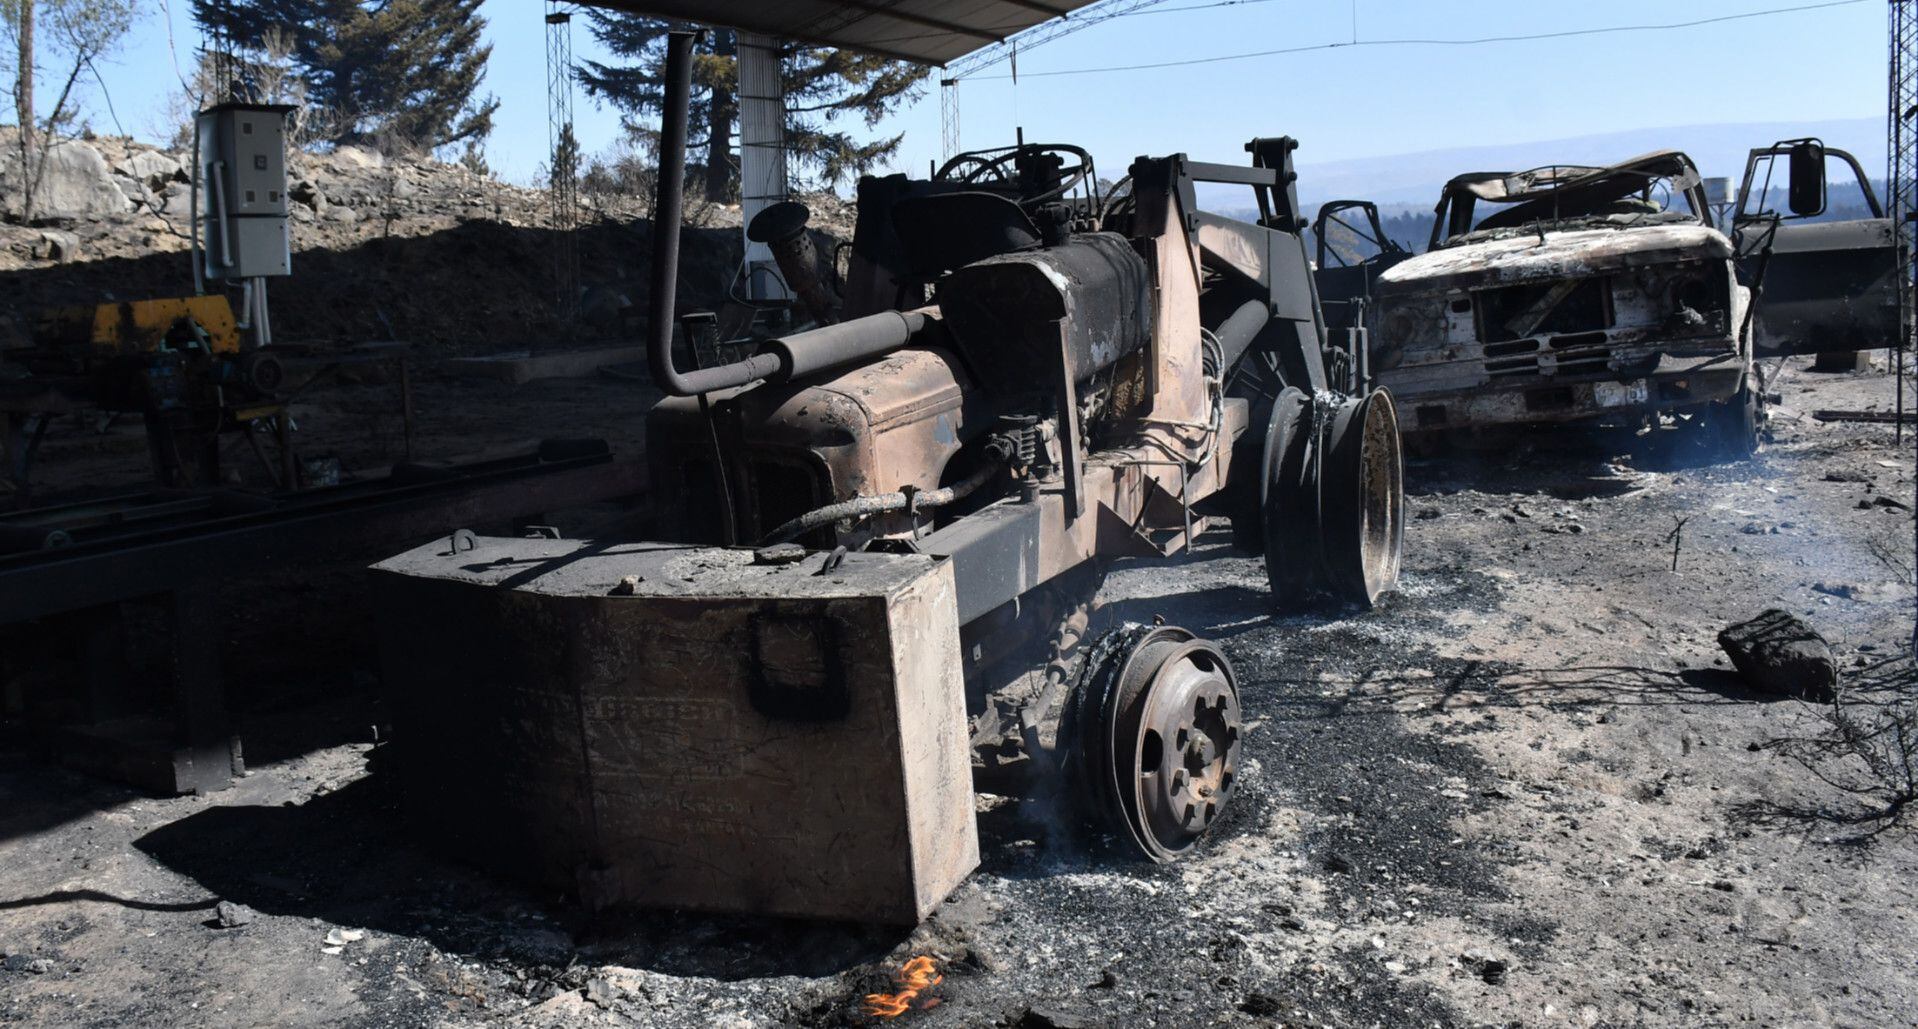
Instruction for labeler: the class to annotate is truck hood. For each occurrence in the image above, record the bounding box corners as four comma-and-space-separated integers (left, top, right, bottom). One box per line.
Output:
1376, 223, 1733, 295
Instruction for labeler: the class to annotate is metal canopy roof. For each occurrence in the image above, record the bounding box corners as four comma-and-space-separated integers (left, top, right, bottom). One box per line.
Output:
573, 1, 1100, 66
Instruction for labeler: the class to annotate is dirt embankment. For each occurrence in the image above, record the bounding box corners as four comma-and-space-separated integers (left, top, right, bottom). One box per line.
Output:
0, 131, 853, 352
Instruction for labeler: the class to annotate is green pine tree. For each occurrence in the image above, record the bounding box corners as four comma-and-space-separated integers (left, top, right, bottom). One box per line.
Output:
551, 120, 580, 192
190, 0, 498, 155
576, 16, 926, 198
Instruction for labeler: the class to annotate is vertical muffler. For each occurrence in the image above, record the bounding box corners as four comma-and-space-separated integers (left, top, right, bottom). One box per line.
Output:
747, 200, 839, 326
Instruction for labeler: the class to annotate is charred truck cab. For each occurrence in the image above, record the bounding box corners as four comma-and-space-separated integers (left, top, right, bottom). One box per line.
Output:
1332, 152, 1760, 452
1730, 139, 1908, 363
373, 32, 1403, 926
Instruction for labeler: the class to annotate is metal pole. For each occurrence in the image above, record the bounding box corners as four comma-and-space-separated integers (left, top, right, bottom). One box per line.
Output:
738, 31, 790, 302
940, 78, 960, 161
1892, 0, 1914, 444
190, 114, 205, 296
398, 357, 415, 462
648, 29, 696, 386
1896, 0, 1918, 656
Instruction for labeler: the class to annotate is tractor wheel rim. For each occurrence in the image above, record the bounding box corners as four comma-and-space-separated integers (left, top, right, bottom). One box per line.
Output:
1324, 387, 1404, 605
1352, 388, 1404, 602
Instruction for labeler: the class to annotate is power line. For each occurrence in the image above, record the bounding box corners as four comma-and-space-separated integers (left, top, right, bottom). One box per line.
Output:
970, 0, 1869, 80
939, 0, 1171, 158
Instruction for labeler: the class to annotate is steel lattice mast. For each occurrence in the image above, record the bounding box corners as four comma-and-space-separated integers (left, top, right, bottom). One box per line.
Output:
1894, 0, 1917, 655
1893, 2, 1915, 360
547, 3, 581, 334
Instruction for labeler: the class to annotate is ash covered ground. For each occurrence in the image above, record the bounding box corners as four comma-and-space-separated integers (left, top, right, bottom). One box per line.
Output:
1, 357, 1915, 1028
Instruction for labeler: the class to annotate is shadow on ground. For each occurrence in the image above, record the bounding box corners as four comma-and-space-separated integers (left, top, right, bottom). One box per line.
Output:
130, 765, 909, 981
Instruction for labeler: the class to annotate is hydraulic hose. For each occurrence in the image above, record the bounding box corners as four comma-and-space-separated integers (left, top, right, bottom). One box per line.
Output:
759, 453, 1006, 546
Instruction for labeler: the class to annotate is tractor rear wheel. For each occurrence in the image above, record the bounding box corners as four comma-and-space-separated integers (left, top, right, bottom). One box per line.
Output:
1259, 386, 1404, 608
1320, 387, 1404, 606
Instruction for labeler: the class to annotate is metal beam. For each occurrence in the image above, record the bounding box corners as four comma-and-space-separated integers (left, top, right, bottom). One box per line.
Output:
998, 0, 1075, 15
829, 0, 1007, 41
569, 1, 1092, 67
0, 445, 645, 623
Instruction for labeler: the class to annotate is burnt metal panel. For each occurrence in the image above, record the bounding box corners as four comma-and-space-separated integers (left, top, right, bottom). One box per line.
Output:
372, 537, 978, 925
1192, 211, 1327, 394
647, 347, 974, 549
1742, 218, 1904, 355
918, 496, 1045, 624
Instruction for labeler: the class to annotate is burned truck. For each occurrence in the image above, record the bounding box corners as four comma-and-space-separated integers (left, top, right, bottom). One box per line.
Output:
1320, 151, 1762, 452
370, 33, 1402, 926
1320, 142, 1907, 452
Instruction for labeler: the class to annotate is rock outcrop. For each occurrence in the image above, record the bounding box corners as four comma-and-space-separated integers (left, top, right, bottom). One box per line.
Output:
0, 139, 134, 220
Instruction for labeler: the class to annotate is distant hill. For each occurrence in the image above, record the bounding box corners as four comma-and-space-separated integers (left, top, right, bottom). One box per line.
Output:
1198, 117, 1884, 214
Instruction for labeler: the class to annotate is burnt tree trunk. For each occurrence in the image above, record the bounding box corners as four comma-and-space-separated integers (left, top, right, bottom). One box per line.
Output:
14, 0, 31, 150
13, 0, 33, 220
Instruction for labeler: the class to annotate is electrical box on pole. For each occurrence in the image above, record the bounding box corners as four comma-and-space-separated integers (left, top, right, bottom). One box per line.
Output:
196, 102, 296, 281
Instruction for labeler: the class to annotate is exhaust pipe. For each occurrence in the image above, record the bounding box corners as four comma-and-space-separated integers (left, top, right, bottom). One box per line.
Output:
648, 31, 782, 397
649, 32, 914, 397
747, 201, 839, 326
767, 310, 925, 379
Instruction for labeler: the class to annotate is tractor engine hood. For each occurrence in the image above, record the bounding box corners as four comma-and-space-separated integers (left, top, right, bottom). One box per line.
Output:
1377, 224, 1734, 296
937, 232, 1151, 396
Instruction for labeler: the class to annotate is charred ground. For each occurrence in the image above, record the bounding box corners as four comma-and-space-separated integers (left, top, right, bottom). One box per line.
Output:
1, 358, 1915, 1028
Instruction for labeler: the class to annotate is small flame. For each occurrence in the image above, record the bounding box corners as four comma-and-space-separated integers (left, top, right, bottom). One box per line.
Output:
861, 955, 943, 1019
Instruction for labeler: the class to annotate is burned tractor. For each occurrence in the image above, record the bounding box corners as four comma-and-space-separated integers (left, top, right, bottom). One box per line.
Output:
372, 32, 1401, 925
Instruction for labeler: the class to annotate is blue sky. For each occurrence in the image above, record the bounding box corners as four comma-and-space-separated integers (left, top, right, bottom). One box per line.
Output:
72, 0, 1890, 187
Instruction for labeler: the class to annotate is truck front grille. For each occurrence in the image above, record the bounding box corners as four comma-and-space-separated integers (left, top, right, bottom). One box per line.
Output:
1477, 277, 1615, 381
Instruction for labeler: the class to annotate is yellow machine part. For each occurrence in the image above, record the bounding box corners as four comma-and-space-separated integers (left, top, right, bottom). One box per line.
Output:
35, 295, 242, 354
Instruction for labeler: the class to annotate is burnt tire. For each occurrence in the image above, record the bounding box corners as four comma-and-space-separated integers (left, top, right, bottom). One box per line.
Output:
1258, 388, 1319, 605
1259, 387, 1405, 609
1699, 385, 1760, 460
1063, 625, 1243, 863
